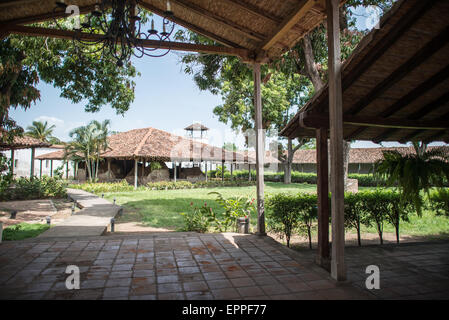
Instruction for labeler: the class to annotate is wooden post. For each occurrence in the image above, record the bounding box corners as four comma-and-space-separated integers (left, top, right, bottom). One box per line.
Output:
107, 159, 111, 181
75, 161, 78, 180
134, 158, 138, 189
205, 161, 208, 181
10, 149, 14, 177
221, 160, 225, 182
50, 160, 53, 177
253, 63, 265, 235
230, 163, 233, 180
39, 160, 42, 178
316, 128, 330, 269
173, 162, 177, 182
30, 147, 35, 178
327, 0, 346, 281
248, 163, 251, 181
66, 161, 69, 179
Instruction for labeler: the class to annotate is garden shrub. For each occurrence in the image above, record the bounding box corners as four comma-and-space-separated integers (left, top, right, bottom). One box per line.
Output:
180, 202, 211, 233
1, 177, 67, 201
344, 192, 366, 246
429, 189, 449, 217
71, 179, 135, 193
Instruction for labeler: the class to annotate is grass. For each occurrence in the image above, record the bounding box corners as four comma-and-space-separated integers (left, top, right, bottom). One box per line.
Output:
105, 182, 316, 230
2, 223, 50, 241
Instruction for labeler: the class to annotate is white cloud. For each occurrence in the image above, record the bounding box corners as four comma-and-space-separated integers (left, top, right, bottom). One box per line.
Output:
34, 116, 65, 127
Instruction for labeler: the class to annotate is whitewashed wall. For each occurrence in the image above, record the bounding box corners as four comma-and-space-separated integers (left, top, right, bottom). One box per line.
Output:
1, 148, 73, 178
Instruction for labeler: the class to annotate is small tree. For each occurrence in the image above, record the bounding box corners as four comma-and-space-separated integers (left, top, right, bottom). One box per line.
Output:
359, 190, 389, 245
296, 193, 318, 249
344, 192, 365, 246
266, 193, 302, 247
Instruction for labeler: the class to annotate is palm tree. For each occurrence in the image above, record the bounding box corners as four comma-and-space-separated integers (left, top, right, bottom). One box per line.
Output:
65, 120, 110, 182
26, 121, 56, 142
374, 141, 449, 215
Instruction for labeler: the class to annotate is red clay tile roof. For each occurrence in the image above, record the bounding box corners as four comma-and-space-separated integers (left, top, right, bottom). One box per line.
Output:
0, 133, 52, 150
36, 127, 248, 162
290, 146, 449, 164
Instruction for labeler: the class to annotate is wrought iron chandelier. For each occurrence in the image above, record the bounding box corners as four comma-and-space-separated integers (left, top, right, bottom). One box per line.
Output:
53, 0, 176, 66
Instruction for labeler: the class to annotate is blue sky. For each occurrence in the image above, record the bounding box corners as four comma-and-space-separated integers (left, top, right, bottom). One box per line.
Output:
9, 9, 445, 150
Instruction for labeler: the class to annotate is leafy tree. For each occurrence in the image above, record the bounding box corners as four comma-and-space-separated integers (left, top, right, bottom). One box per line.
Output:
176, 0, 396, 184
374, 142, 449, 215
223, 142, 237, 151
344, 192, 365, 246
26, 120, 56, 142
1, 30, 138, 140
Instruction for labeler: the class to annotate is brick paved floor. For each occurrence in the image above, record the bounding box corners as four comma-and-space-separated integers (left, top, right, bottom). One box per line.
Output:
0, 233, 448, 300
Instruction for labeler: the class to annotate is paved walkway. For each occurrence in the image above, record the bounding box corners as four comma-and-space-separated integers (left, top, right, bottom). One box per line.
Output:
38, 189, 121, 238
0, 233, 447, 300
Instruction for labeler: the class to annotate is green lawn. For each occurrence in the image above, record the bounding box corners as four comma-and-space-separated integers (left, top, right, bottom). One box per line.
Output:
2, 223, 50, 241
105, 182, 316, 230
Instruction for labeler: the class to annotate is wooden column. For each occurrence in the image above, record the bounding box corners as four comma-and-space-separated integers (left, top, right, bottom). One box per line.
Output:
173, 162, 177, 182
66, 161, 69, 179
253, 63, 265, 235
39, 160, 42, 178
10, 149, 14, 177
327, 0, 346, 281
205, 161, 208, 181
50, 160, 53, 177
134, 158, 138, 189
316, 128, 330, 269
221, 160, 225, 182
248, 163, 251, 181
230, 163, 233, 180
75, 161, 78, 180
107, 159, 111, 181
30, 147, 35, 178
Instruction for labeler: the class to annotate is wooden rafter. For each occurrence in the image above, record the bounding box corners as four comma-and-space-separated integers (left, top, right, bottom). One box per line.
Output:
349, 64, 449, 140
374, 90, 449, 143
139, 1, 243, 49
221, 0, 282, 24
259, 0, 316, 51
300, 112, 449, 131
7, 25, 251, 58
0, 4, 99, 27
0, 0, 40, 9
346, 25, 449, 115
170, 0, 266, 41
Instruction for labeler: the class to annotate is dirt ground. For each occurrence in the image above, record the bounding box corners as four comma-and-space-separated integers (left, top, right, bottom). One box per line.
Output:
0, 198, 77, 228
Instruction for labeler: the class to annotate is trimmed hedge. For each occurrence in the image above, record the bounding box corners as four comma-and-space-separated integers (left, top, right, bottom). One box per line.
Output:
266, 189, 413, 247
71, 179, 257, 194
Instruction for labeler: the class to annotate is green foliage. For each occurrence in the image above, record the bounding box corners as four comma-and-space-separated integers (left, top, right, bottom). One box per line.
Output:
344, 192, 366, 246
53, 163, 65, 179
180, 202, 211, 233
2, 223, 50, 241
214, 165, 229, 178
1, 176, 67, 201
71, 180, 135, 193
150, 162, 162, 171
374, 145, 449, 215
429, 189, 449, 217
26, 120, 56, 142
0, 155, 13, 196
71, 179, 257, 194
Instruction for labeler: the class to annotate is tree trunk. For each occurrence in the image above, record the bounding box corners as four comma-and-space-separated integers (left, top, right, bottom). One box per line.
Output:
301, 34, 324, 92
356, 218, 361, 247
395, 221, 400, 244
307, 226, 312, 249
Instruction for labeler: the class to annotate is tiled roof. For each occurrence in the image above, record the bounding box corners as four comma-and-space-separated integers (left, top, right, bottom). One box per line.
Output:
0, 133, 52, 150
290, 146, 449, 164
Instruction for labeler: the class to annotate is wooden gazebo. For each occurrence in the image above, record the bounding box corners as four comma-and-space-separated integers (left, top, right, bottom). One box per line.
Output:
2, 0, 351, 280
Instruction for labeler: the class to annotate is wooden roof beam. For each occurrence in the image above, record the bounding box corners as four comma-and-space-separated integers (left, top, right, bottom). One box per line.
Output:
346, 25, 449, 116
7, 25, 251, 59
221, 0, 283, 24
170, 0, 266, 41
299, 112, 449, 131
259, 0, 317, 51
139, 1, 244, 49
375, 90, 449, 143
